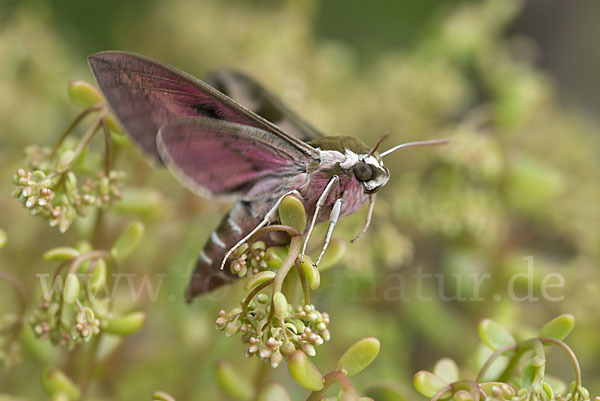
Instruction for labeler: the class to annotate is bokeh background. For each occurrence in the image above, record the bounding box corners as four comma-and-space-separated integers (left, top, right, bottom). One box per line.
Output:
0, 0, 599, 400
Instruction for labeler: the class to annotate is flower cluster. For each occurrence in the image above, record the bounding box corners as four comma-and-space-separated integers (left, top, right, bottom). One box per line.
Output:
11, 141, 125, 232
229, 241, 269, 278
216, 299, 330, 368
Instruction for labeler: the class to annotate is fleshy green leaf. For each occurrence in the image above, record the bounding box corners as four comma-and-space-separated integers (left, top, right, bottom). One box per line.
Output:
43, 247, 80, 262
67, 80, 103, 108
365, 383, 411, 401
336, 337, 381, 377
40, 367, 80, 401
244, 271, 276, 291
62, 274, 80, 304
433, 358, 459, 384
299, 255, 320, 290
102, 312, 146, 336
272, 292, 289, 320
111, 221, 144, 262
413, 371, 449, 398
216, 360, 255, 401
88, 258, 107, 293
278, 194, 307, 233
287, 350, 324, 391
314, 238, 346, 271
539, 314, 575, 341
265, 246, 288, 270
0, 228, 6, 248
520, 359, 537, 390
478, 319, 516, 351
153, 391, 176, 401
257, 382, 291, 401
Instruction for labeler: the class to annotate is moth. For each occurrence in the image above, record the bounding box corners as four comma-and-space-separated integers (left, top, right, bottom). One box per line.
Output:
88, 51, 447, 301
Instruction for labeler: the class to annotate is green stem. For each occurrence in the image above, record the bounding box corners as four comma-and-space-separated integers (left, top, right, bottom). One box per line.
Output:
273, 235, 302, 294
248, 224, 300, 246
306, 370, 359, 401
0, 270, 26, 335
50, 105, 102, 156
476, 343, 519, 382
241, 279, 274, 316
539, 337, 582, 389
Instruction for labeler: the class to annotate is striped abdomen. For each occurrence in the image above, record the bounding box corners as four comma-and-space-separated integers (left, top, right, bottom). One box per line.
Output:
185, 199, 274, 301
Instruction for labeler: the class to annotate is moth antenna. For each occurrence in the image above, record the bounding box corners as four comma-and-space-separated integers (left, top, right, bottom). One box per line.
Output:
380, 138, 450, 158
368, 132, 391, 156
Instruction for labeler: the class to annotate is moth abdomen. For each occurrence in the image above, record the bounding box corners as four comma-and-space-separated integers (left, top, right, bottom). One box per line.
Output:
185, 200, 270, 301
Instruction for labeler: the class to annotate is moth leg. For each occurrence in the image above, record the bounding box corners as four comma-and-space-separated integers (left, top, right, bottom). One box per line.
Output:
351, 193, 377, 243
301, 175, 340, 262
220, 190, 301, 271
315, 198, 344, 266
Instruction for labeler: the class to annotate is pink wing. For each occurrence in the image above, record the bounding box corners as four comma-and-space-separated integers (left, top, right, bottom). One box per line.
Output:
88, 51, 317, 164
157, 117, 310, 200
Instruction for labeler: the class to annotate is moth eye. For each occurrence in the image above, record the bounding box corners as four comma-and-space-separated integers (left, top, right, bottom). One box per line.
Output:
354, 161, 373, 181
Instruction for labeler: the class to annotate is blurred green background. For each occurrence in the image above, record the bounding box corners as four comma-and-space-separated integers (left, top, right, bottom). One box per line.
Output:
1, 0, 599, 400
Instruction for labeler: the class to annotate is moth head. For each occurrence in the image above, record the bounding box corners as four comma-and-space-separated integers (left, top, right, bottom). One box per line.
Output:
353, 134, 450, 194
353, 155, 390, 194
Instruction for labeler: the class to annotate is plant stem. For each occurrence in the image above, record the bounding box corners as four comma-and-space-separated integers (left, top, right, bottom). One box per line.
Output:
273, 235, 302, 294
539, 337, 582, 389
476, 343, 519, 382
241, 279, 274, 315
0, 271, 26, 335
306, 370, 359, 401
51, 105, 102, 156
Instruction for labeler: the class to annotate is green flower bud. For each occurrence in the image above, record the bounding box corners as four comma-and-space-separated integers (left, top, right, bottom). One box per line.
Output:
256, 293, 270, 304
40, 367, 80, 401
110, 221, 144, 262
413, 371, 449, 398
287, 350, 324, 391
32, 170, 46, 182
62, 274, 80, 305
336, 336, 380, 377
477, 319, 516, 351
265, 246, 288, 270
68, 80, 103, 108
539, 314, 575, 341
215, 360, 255, 401
102, 311, 146, 336
299, 256, 320, 290
43, 247, 80, 262
57, 151, 75, 172
433, 358, 459, 384
278, 194, 306, 233
225, 321, 240, 337
244, 271, 276, 291
272, 292, 288, 320
65, 172, 77, 192
453, 390, 475, 401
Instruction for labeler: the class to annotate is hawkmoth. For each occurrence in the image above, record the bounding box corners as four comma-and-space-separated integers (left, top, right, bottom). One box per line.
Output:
88, 51, 447, 301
